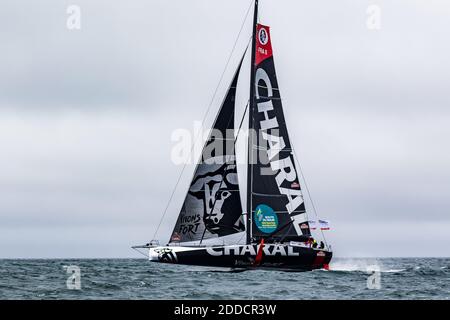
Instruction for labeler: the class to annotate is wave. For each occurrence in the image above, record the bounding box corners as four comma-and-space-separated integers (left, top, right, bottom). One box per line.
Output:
382, 269, 406, 273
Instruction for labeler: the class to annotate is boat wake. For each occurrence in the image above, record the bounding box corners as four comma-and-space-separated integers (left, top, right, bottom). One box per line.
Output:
328, 259, 405, 273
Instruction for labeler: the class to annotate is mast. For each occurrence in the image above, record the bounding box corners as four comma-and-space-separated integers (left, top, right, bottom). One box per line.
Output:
246, 0, 258, 244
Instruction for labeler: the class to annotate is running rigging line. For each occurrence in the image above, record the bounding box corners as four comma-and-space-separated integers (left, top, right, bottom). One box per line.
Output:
292, 147, 329, 249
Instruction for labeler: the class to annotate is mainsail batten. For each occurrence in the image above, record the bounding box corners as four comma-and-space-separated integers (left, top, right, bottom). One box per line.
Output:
169, 59, 246, 244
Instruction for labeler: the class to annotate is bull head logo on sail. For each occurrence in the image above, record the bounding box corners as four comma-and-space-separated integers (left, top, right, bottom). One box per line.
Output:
205, 187, 231, 224
202, 165, 238, 226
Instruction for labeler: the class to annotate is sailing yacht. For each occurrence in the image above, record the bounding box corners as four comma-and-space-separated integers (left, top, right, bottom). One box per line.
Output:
134, 0, 332, 271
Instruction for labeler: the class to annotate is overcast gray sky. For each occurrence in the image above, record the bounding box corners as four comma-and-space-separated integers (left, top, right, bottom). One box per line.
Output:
1, 0, 449, 258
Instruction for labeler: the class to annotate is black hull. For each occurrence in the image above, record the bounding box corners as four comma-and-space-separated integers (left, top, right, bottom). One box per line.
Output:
149, 244, 332, 271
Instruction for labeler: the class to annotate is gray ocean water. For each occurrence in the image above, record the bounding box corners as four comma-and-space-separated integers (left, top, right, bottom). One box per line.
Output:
0, 258, 448, 300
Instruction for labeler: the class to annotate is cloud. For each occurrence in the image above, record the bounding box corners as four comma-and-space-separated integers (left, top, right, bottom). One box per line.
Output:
0, 0, 449, 257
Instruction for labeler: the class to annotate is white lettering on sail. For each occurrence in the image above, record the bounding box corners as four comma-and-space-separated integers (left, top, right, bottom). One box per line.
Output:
270, 157, 296, 185
255, 68, 304, 214
280, 187, 304, 214
258, 102, 279, 130
256, 69, 278, 131
262, 131, 285, 161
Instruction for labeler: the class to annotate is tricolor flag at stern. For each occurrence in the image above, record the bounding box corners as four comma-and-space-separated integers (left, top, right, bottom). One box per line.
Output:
319, 220, 330, 230
308, 220, 331, 231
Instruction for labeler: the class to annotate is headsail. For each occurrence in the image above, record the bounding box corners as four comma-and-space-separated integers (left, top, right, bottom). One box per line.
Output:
248, 24, 311, 242
169, 60, 245, 244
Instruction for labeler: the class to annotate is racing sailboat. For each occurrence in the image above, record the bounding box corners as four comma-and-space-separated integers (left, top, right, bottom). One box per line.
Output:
134, 0, 332, 271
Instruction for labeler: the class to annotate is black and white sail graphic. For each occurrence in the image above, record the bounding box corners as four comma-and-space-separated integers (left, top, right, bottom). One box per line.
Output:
170, 61, 245, 243
249, 24, 311, 241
